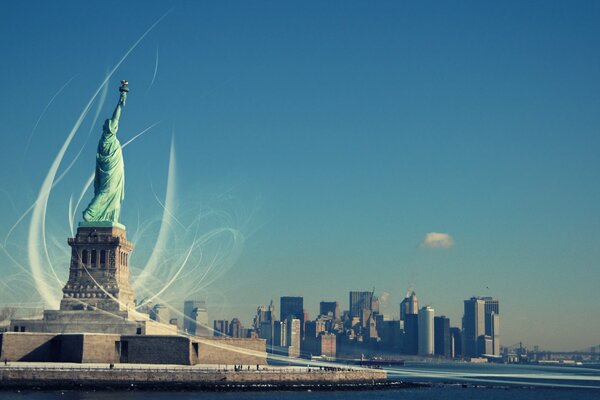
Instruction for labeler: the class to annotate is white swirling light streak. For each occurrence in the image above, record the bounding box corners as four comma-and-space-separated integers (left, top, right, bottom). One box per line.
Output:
26, 12, 169, 308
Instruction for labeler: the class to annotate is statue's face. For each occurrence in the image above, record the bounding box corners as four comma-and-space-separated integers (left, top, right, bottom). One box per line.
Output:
103, 119, 110, 131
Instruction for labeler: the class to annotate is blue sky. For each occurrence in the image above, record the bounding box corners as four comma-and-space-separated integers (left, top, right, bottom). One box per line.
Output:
0, 1, 599, 351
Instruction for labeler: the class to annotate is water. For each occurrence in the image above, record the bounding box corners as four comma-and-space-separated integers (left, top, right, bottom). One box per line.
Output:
387, 361, 600, 389
0, 387, 599, 400
0, 362, 598, 399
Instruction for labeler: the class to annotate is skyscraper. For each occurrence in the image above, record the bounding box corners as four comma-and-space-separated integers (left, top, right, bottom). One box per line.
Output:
273, 320, 287, 349
450, 327, 462, 358
254, 300, 275, 330
183, 300, 207, 336
149, 304, 170, 324
286, 316, 301, 358
463, 297, 485, 358
418, 306, 434, 356
403, 313, 419, 355
319, 301, 340, 319
490, 312, 500, 356
280, 296, 303, 321
434, 316, 451, 358
228, 318, 243, 338
193, 306, 211, 336
400, 291, 418, 322
349, 291, 374, 318
463, 296, 500, 357
213, 320, 229, 337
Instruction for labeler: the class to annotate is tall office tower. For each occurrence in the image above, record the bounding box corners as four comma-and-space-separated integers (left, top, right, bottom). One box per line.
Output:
478, 335, 493, 355
482, 297, 499, 316
183, 300, 207, 335
260, 320, 274, 347
319, 301, 340, 319
254, 300, 275, 333
280, 296, 304, 321
273, 320, 287, 348
490, 312, 500, 356
303, 318, 328, 355
400, 291, 418, 321
149, 304, 170, 324
318, 333, 337, 358
450, 327, 462, 358
213, 320, 229, 337
286, 316, 301, 357
463, 297, 485, 357
418, 306, 434, 356
371, 295, 380, 314
192, 306, 211, 336
434, 316, 451, 358
305, 319, 327, 338
258, 304, 275, 343
365, 314, 378, 340
349, 290, 374, 318
228, 318, 243, 338
463, 296, 500, 357
403, 313, 419, 355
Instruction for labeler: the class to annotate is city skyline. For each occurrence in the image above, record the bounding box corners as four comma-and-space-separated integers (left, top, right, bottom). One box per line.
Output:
0, 1, 599, 352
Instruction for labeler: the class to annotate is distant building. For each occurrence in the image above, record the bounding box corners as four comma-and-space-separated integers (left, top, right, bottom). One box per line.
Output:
255, 301, 275, 341
273, 320, 287, 349
318, 333, 336, 358
213, 320, 229, 337
183, 300, 207, 335
305, 319, 327, 339
462, 297, 485, 358
450, 327, 462, 358
319, 301, 340, 320
149, 304, 170, 324
259, 320, 274, 347
463, 296, 500, 357
192, 307, 211, 337
280, 297, 303, 321
418, 306, 434, 356
434, 316, 451, 358
286, 316, 301, 357
489, 313, 500, 356
378, 319, 402, 352
349, 291, 374, 319
478, 335, 493, 356
400, 291, 418, 322
403, 313, 419, 355
254, 300, 275, 331
228, 318, 243, 338
303, 318, 328, 356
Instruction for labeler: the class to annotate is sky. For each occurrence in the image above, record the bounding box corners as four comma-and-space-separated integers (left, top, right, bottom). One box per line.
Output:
0, 1, 599, 351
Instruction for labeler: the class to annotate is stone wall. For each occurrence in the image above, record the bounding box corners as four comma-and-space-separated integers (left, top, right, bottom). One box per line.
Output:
0, 365, 387, 387
56, 335, 84, 362
0, 333, 58, 362
81, 334, 120, 363
195, 337, 267, 365
120, 335, 192, 365
0, 333, 268, 366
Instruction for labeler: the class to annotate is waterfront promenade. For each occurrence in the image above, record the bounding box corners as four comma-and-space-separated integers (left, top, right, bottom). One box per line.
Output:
0, 362, 387, 390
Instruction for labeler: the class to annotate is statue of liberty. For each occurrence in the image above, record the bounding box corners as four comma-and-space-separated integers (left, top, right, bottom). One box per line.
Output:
82, 81, 129, 224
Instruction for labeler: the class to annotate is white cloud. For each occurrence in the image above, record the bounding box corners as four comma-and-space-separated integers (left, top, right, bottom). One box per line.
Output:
421, 232, 455, 249
379, 291, 390, 303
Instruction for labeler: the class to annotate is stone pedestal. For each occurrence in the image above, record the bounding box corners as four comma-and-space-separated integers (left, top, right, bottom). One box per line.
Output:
10, 223, 177, 336
60, 224, 135, 312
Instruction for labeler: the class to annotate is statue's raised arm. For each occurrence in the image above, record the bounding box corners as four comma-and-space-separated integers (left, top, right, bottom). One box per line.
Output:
111, 80, 128, 126
81, 81, 129, 225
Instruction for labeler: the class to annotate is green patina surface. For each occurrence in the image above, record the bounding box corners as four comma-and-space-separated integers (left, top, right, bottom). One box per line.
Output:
82, 84, 128, 224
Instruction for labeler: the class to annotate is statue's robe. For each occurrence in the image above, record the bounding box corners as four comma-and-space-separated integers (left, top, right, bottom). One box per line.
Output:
82, 118, 125, 222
